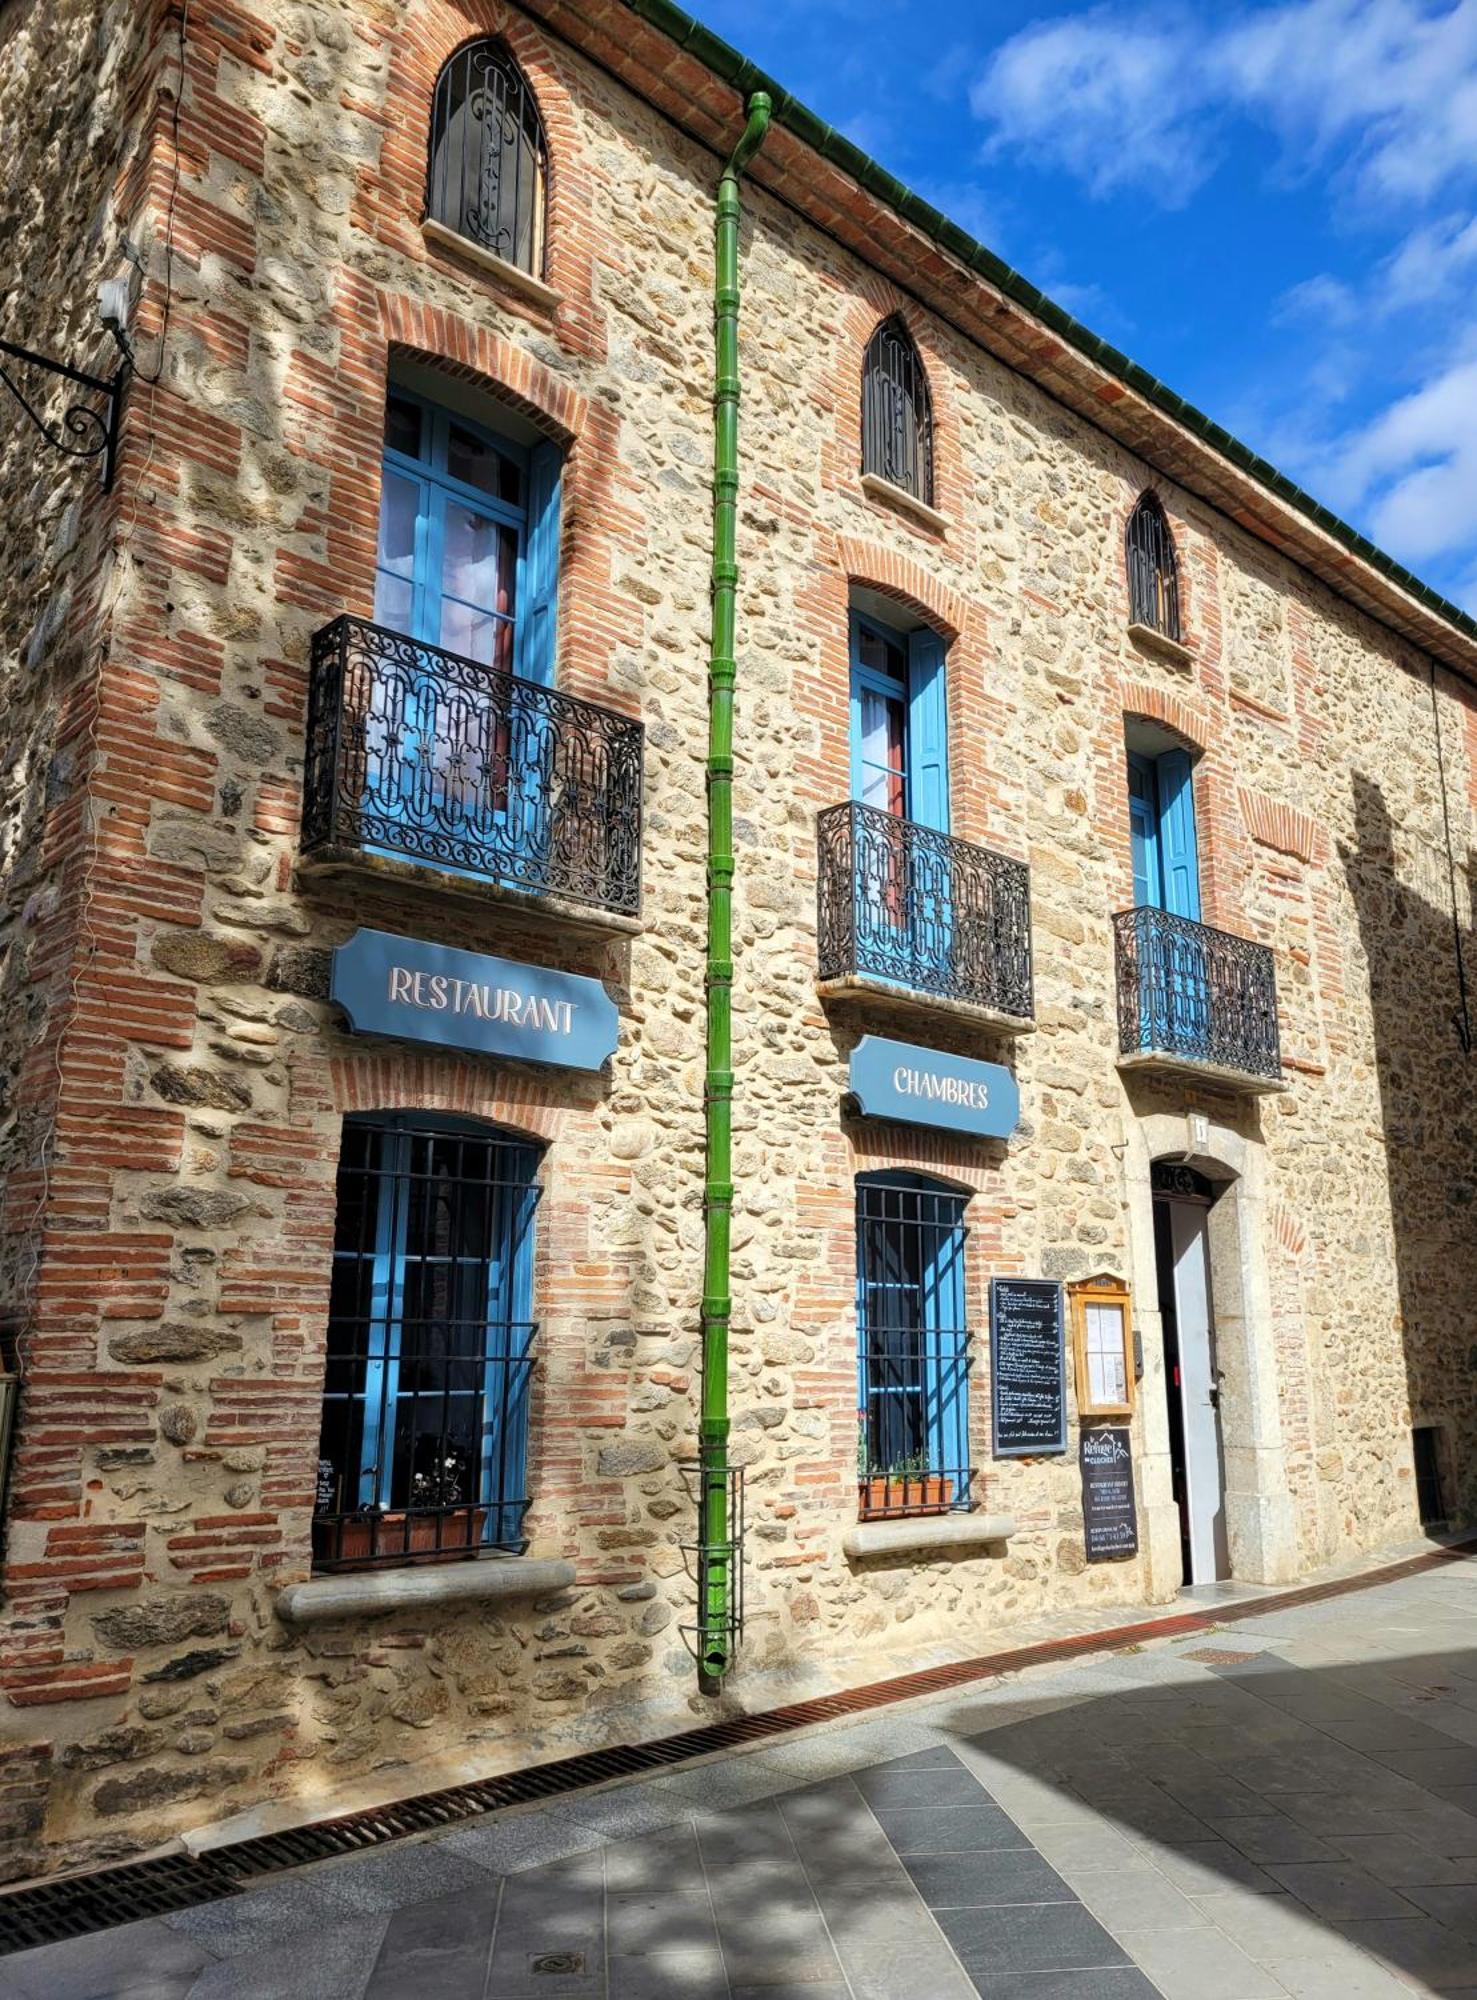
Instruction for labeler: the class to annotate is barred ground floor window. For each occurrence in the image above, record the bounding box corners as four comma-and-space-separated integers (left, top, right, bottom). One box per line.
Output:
312, 1112, 541, 1570
855, 1171, 972, 1520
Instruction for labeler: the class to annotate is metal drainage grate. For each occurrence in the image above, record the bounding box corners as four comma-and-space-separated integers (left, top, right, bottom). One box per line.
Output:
4, 1534, 1475, 1957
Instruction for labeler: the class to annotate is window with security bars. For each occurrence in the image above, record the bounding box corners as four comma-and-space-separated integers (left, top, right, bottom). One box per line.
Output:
427, 40, 548, 277
312, 1114, 541, 1569
855, 1173, 971, 1519
861, 318, 934, 506
1126, 492, 1182, 640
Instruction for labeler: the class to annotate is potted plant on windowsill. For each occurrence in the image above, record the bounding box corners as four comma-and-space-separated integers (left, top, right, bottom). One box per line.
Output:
856, 1425, 953, 1517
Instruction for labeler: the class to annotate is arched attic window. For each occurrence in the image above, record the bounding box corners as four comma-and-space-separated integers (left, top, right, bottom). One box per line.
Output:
427, 40, 548, 277
1126, 492, 1181, 641
861, 317, 934, 506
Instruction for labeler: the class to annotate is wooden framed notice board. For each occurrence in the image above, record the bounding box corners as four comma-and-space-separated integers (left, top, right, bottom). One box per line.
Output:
1068, 1273, 1134, 1419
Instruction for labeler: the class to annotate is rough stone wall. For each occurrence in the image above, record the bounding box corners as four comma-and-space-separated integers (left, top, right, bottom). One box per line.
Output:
0, 0, 1473, 1880
0, 0, 172, 1873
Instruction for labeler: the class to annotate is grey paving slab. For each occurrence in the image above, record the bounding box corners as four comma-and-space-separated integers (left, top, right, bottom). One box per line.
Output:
607, 1949, 727, 1998
605, 1889, 719, 1956
934, 1900, 1131, 1977
1187, 1888, 1333, 1961
871, 1803, 1026, 1853
311, 1837, 497, 1914
186, 1910, 390, 2000
1075, 1865, 1211, 1933
4, 1919, 212, 2000
441, 1805, 605, 1877
1266, 1960, 1413, 2000
604, 1823, 705, 1893
164, 1876, 364, 1959
1147, 1838, 1280, 1895
362, 1886, 497, 1999
1027, 1821, 1144, 1878
1332, 1914, 1477, 1987
1337, 1831, 1477, 1887
969, 1973, 1162, 2000
899, 1845, 1074, 1910
1210, 1813, 1343, 1864
1266, 1860, 1423, 1921
850, 1763, 992, 1809
1113, 1925, 1286, 1999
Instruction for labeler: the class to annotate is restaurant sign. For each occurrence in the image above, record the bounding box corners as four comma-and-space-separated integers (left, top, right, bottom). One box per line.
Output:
330, 928, 618, 1072
847, 1034, 1020, 1139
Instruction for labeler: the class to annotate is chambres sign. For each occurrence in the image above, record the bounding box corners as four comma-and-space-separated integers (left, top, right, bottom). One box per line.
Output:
847, 1034, 1021, 1140
330, 928, 619, 1072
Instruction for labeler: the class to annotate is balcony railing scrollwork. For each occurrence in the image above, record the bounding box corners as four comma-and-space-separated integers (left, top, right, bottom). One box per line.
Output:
817, 800, 1033, 1021
302, 615, 643, 917
1114, 905, 1281, 1085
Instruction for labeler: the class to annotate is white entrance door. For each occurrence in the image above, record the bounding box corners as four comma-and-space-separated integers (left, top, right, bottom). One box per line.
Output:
1169, 1200, 1229, 1582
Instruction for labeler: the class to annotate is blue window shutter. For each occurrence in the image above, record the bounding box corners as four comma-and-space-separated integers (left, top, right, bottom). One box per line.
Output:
1155, 748, 1201, 921
847, 610, 866, 800
482, 1150, 540, 1547
906, 627, 949, 832
1127, 753, 1158, 909
922, 1205, 969, 1499
515, 440, 562, 686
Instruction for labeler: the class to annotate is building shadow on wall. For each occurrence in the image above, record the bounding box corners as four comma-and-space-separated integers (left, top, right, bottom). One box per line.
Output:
1342, 774, 1477, 1532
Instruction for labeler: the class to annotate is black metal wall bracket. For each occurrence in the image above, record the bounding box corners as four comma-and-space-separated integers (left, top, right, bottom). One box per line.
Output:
0, 331, 130, 492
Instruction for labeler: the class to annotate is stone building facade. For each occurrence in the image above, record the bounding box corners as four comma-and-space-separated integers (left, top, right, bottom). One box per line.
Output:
0, 0, 1474, 1883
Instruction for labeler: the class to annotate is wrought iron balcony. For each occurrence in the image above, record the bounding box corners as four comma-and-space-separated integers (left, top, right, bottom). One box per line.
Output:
1114, 906, 1282, 1088
302, 615, 643, 918
816, 800, 1033, 1024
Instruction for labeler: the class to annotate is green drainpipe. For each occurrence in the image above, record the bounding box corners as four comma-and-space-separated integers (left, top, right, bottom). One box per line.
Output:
697, 89, 771, 1694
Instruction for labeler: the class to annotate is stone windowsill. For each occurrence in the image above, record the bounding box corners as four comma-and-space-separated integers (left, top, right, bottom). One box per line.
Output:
421, 219, 564, 314
1117, 1048, 1289, 1098
275, 1554, 576, 1626
843, 1512, 1016, 1561
860, 472, 949, 536
297, 846, 644, 942
1127, 621, 1195, 670
818, 972, 1035, 1039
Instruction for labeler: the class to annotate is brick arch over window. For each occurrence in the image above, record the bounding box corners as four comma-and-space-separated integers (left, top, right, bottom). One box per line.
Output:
379, 310, 588, 446
1118, 679, 1212, 753
828, 291, 964, 526
329, 1055, 572, 1147
373, 1, 604, 356
835, 536, 968, 644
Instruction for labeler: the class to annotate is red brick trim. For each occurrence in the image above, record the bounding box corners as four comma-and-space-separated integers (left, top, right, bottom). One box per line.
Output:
329, 1055, 572, 1145
833, 535, 968, 642
1118, 677, 1213, 752
1238, 787, 1325, 866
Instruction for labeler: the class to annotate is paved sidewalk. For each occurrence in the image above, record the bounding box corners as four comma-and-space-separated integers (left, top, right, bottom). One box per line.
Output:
11, 1550, 1477, 1997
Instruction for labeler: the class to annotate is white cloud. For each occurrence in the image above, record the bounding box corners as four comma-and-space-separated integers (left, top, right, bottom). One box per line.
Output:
973, 10, 1207, 200
976, 0, 1477, 209
1384, 213, 1477, 304
1314, 346, 1477, 565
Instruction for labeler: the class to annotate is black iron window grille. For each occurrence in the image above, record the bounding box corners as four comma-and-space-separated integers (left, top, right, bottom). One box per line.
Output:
1114, 905, 1281, 1083
302, 614, 644, 916
427, 39, 548, 276
856, 1175, 971, 1520
313, 1115, 542, 1571
861, 317, 934, 505
817, 800, 1033, 1019
1126, 491, 1181, 639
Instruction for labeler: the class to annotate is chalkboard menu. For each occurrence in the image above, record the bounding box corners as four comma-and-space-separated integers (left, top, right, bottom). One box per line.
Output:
990, 1278, 1067, 1457
1080, 1425, 1139, 1562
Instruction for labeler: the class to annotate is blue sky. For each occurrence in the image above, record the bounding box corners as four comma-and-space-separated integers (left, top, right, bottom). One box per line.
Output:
697, 0, 1477, 613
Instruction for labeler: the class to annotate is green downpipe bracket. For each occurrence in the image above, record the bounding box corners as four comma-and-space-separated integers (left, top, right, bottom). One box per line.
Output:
698, 89, 771, 1694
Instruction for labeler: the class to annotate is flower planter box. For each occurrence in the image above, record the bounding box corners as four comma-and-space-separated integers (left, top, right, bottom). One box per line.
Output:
858, 1475, 953, 1518
315, 1506, 487, 1567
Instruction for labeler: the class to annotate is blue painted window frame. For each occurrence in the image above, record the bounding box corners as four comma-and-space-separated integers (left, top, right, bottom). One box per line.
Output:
326, 1112, 542, 1552
855, 1171, 971, 1510
376, 384, 562, 687
848, 608, 950, 833
1127, 746, 1201, 922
